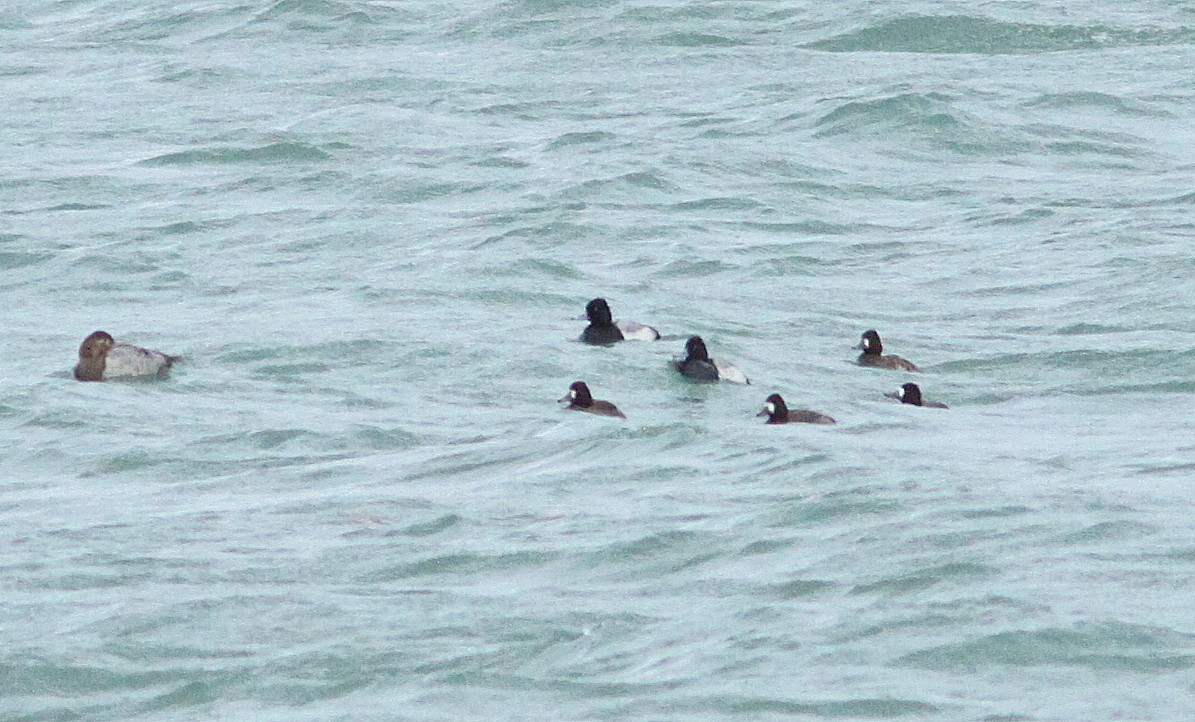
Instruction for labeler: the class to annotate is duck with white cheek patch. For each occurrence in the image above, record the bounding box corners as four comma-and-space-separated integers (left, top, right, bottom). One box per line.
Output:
855, 329, 918, 371
892, 382, 947, 409
559, 381, 626, 419
757, 394, 836, 425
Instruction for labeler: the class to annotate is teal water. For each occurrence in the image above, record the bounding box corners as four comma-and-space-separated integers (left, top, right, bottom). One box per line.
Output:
4, 1, 1195, 720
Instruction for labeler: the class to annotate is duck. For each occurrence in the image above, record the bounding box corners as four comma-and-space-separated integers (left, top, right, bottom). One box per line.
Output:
579, 298, 660, 344
893, 382, 947, 409
757, 393, 835, 425
559, 381, 626, 419
74, 330, 179, 381
674, 336, 749, 384
855, 329, 918, 371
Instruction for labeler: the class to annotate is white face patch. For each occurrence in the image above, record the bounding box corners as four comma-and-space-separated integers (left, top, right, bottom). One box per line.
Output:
569, 389, 577, 400
897, 387, 906, 400
765, 402, 775, 414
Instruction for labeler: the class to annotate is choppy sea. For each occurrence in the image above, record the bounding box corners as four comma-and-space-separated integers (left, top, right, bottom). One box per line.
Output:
4, 1, 1195, 720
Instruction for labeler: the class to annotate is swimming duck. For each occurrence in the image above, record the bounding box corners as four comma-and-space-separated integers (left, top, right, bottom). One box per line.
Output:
674, 336, 749, 384
74, 330, 179, 381
757, 393, 835, 424
894, 382, 947, 409
855, 329, 918, 371
579, 298, 660, 344
559, 381, 626, 418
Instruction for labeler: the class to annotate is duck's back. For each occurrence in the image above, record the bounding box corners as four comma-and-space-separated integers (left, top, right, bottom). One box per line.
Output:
713, 359, 750, 385
587, 400, 626, 418
858, 353, 918, 372
784, 409, 836, 424
103, 343, 176, 378
616, 320, 660, 341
